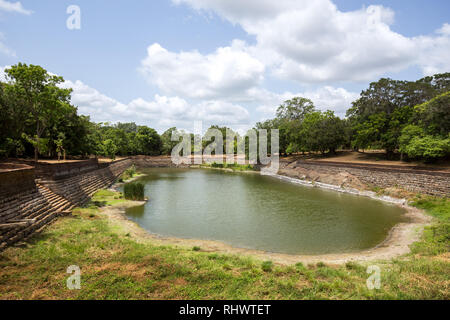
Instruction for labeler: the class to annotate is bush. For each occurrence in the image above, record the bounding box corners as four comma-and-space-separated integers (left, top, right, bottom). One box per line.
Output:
399, 125, 450, 162
211, 162, 224, 168
121, 165, 137, 181
404, 136, 450, 162
295, 262, 305, 270
123, 182, 145, 201
209, 162, 254, 171
261, 261, 273, 272
316, 262, 326, 268
345, 261, 360, 270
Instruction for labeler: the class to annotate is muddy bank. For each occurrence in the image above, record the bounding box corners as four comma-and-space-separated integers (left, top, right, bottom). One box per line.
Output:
277, 160, 369, 191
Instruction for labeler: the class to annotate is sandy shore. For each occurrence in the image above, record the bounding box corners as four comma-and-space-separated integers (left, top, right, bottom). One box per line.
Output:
101, 171, 433, 266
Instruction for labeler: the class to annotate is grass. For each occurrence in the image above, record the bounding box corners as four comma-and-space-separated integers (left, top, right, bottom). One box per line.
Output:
90, 189, 126, 207
261, 261, 273, 272
409, 196, 450, 257
0, 191, 448, 300
118, 165, 137, 183
123, 182, 145, 201
205, 162, 255, 172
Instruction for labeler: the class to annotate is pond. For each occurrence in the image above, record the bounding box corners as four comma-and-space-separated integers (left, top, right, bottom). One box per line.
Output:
124, 168, 407, 255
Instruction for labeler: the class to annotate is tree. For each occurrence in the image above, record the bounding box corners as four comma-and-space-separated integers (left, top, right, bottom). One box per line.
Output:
347, 74, 450, 158
301, 111, 346, 154
101, 139, 117, 160
4, 63, 72, 163
414, 91, 450, 136
0, 82, 27, 157
401, 135, 450, 162
161, 127, 179, 155
136, 126, 162, 155
115, 122, 137, 133
276, 97, 315, 121
255, 119, 289, 155
55, 133, 66, 161
256, 97, 317, 156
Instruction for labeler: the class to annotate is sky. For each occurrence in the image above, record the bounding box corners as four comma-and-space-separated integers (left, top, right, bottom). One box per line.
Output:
0, 0, 449, 133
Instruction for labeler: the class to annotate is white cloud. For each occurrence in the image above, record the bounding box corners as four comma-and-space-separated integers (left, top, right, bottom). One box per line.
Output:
414, 25, 450, 76
139, 40, 264, 99
0, 0, 32, 15
0, 65, 6, 81
301, 86, 360, 115
254, 86, 359, 120
2, 66, 358, 129
0, 1, 32, 57
0, 33, 15, 57
1, 67, 252, 130
61, 80, 251, 132
174, 0, 450, 83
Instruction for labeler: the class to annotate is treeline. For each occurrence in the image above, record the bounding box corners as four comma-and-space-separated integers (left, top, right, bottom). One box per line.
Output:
0, 63, 163, 160
256, 74, 450, 162
0, 63, 449, 162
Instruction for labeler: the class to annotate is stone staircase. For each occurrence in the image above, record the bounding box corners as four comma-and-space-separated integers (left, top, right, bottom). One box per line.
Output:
0, 159, 132, 250
0, 186, 72, 250
38, 167, 118, 207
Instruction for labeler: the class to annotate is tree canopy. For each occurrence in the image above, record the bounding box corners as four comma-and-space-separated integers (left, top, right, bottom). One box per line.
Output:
0, 63, 448, 163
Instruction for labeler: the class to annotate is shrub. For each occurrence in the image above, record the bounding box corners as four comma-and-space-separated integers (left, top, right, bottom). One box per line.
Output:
345, 261, 360, 270
316, 262, 326, 268
121, 165, 137, 181
399, 125, 450, 162
192, 246, 201, 251
210, 162, 254, 171
295, 262, 305, 270
261, 261, 273, 272
211, 162, 224, 168
123, 182, 145, 201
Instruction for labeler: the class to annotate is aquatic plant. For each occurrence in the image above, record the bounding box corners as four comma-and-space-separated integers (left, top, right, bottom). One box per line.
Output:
123, 182, 145, 201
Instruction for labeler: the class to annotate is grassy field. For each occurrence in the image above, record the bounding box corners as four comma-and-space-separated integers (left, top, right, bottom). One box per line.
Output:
0, 190, 448, 300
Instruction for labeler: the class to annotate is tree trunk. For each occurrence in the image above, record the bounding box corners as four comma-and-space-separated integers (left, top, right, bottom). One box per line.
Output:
34, 146, 38, 164
386, 149, 395, 160
35, 114, 40, 164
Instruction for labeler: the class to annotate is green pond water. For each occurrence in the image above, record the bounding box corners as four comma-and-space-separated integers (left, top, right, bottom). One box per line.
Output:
124, 168, 407, 255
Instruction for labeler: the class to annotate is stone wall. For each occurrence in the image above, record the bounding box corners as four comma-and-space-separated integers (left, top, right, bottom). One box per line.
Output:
132, 156, 185, 168
34, 159, 101, 180
0, 158, 133, 250
0, 166, 36, 200
38, 158, 132, 204
279, 160, 450, 197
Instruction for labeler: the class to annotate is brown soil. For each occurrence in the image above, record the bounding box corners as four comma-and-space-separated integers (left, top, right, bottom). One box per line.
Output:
278, 160, 369, 190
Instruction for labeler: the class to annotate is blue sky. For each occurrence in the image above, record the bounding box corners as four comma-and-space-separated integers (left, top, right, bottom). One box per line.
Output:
0, 0, 449, 133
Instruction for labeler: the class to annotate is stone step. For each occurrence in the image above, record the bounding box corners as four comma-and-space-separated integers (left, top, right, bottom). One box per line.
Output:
0, 193, 38, 214
0, 161, 131, 251
0, 196, 47, 224
1, 200, 48, 226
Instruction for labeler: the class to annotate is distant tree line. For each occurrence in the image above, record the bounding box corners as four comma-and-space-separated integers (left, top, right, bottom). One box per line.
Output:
0, 63, 449, 162
256, 74, 450, 162
0, 63, 163, 161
